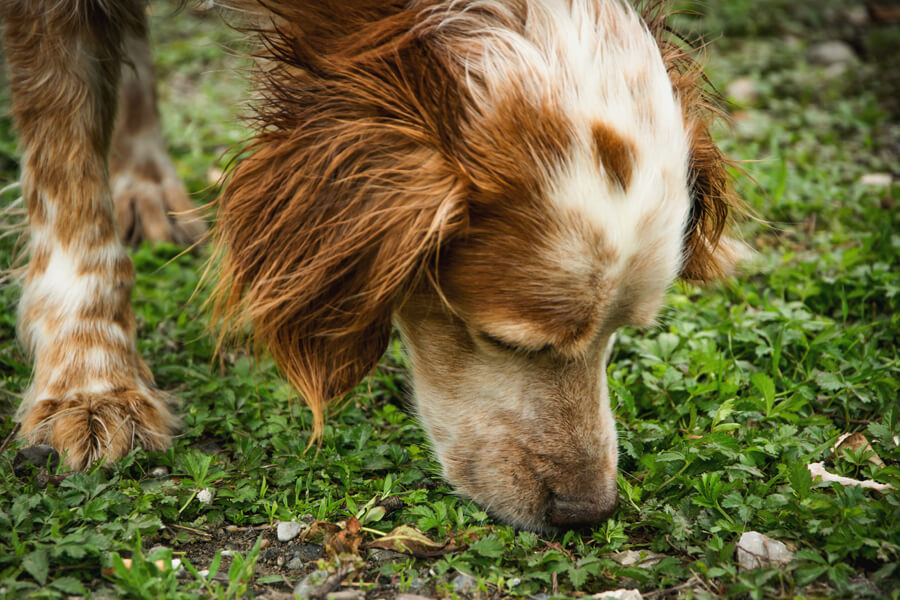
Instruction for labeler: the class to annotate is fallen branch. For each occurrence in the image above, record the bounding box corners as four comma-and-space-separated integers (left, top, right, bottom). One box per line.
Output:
807, 462, 895, 492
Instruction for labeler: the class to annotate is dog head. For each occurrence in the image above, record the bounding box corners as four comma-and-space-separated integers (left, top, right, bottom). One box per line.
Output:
214, 0, 741, 531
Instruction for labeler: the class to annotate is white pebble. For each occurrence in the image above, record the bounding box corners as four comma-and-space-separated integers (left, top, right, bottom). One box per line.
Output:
737, 531, 794, 570
859, 173, 893, 188
150, 466, 170, 478
592, 590, 643, 600
277, 521, 305, 542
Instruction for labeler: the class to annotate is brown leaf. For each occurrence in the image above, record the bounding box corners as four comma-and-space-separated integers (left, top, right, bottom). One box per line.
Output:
303, 520, 340, 544
364, 525, 460, 558
325, 516, 363, 558
833, 432, 884, 466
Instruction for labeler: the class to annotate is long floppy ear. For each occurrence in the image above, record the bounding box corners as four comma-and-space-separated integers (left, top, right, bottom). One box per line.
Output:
210, 4, 468, 438
642, 2, 745, 282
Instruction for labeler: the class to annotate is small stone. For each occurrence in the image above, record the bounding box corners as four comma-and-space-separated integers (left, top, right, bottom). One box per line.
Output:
300, 513, 316, 523
592, 590, 643, 600
859, 173, 893, 188
260, 538, 270, 549
276, 554, 285, 567
611, 550, 666, 568
150, 466, 169, 478
294, 569, 329, 599
13, 445, 60, 477
197, 488, 215, 505
808, 41, 857, 66
452, 573, 477, 595
286, 557, 304, 570
726, 77, 758, 106
277, 521, 305, 542
261, 548, 278, 562
843, 6, 869, 26
397, 595, 433, 600
737, 531, 794, 570
292, 543, 324, 563
327, 591, 364, 600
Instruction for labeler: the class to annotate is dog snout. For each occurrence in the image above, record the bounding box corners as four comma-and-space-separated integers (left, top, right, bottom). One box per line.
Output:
546, 490, 618, 529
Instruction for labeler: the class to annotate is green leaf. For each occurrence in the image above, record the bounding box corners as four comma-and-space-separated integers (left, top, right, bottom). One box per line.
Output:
711, 398, 736, 430
751, 372, 776, 416
814, 371, 844, 391
256, 574, 284, 584
471, 536, 506, 559
568, 566, 589, 589
789, 461, 812, 500
22, 549, 49, 586
208, 551, 222, 579
50, 576, 86, 595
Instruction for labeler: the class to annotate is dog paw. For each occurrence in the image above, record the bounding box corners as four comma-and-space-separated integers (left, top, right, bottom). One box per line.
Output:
18, 389, 178, 471
112, 151, 207, 247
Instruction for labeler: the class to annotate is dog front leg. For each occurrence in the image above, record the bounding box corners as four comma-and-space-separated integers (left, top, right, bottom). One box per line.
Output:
2, 0, 177, 469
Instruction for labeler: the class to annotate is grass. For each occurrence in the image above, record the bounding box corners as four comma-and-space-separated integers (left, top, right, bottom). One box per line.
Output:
1, 1, 899, 598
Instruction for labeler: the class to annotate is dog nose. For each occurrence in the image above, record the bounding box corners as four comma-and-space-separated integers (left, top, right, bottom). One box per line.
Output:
546, 493, 617, 529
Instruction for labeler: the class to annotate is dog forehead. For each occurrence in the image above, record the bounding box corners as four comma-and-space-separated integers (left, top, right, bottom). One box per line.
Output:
431, 0, 695, 349
443, 176, 682, 352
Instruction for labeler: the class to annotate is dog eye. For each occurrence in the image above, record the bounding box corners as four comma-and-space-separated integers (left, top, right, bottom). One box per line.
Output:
478, 331, 551, 355
480, 332, 521, 352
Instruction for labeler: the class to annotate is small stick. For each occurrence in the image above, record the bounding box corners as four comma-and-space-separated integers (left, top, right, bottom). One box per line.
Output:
168, 523, 213, 537
0, 423, 21, 456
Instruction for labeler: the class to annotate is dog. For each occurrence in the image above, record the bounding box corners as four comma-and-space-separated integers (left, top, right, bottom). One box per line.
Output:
1, 0, 740, 532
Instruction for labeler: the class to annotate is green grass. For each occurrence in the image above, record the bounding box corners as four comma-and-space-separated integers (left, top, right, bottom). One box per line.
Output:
1, 1, 899, 598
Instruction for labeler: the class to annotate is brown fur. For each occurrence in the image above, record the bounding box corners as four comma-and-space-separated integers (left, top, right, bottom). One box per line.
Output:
20, 389, 174, 470
110, 30, 207, 246
210, 2, 471, 438
212, 0, 743, 444
592, 122, 636, 190
3, 0, 178, 470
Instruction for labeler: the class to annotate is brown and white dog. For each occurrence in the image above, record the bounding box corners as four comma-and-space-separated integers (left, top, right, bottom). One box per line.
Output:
1, 0, 740, 531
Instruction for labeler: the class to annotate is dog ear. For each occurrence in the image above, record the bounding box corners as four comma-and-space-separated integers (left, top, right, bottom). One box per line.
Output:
679, 119, 742, 282
641, 2, 745, 282
210, 9, 468, 439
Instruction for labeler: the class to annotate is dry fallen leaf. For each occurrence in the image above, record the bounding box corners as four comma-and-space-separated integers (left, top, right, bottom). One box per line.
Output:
364, 525, 460, 558
832, 432, 884, 466
325, 516, 363, 558
303, 520, 341, 544
807, 462, 895, 492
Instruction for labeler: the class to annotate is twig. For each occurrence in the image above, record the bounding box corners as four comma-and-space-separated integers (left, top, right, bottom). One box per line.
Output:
643, 575, 701, 599
311, 564, 354, 600
167, 523, 213, 537
551, 571, 558, 596
56, 562, 100, 572
224, 523, 273, 532
0, 423, 21, 456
